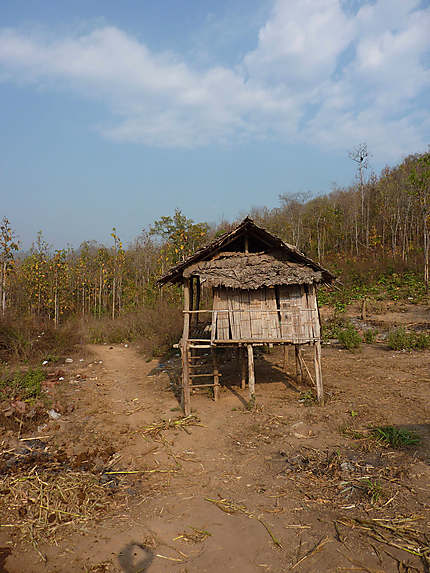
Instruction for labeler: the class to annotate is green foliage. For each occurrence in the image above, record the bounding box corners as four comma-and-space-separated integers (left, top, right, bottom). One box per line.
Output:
363, 329, 377, 343
321, 316, 348, 342
361, 479, 383, 505
388, 327, 430, 350
337, 323, 362, 350
0, 367, 46, 400
299, 390, 317, 406
371, 426, 421, 448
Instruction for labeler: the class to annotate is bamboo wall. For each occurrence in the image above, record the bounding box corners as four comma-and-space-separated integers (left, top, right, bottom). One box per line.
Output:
211, 285, 319, 343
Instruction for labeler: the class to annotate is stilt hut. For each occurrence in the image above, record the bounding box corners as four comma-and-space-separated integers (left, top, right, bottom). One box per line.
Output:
158, 217, 334, 415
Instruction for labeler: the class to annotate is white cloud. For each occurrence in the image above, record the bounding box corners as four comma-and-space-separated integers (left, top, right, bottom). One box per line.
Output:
0, 0, 429, 159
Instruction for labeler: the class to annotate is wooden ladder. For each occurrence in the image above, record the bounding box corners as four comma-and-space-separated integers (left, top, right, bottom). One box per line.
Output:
187, 341, 220, 399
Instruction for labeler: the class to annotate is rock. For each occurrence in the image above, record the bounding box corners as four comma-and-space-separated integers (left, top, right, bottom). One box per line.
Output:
47, 409, 61, 420
65, 358, 73, 364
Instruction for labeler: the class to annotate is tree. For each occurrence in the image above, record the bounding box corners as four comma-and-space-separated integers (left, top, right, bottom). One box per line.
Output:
0, 217, 19, 315
150, 209, 209, 267
409, 152, 430, 288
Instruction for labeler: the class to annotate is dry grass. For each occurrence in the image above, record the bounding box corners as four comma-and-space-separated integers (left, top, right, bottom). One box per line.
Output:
139, 415, 203, 438
0, 467, 122, 551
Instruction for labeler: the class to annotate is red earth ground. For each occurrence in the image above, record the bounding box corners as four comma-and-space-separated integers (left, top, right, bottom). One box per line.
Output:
0, 311, 429, 572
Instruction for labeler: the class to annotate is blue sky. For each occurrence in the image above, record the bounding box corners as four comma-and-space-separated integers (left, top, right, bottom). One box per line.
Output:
1, 0, 429, 249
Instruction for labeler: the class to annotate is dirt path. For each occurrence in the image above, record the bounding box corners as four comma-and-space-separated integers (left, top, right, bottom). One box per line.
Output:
2, 342, 430, 572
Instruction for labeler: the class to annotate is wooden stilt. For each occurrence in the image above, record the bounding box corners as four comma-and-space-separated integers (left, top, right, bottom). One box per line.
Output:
241, 347, 247, 390
295, 345, 303, 383
313, 341, 324, 404
212, 349, 220, 402
182, 340, 191, 415
247, 344, 255, 402
195, 278, 201, 326
182, 279, 191, 415
283, 345, 289, 373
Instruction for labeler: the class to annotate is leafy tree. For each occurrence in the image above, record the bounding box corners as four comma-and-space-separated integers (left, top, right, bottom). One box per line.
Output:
150, 209, 209, 267
0, 217, 19, 315
409, 152, 430, 288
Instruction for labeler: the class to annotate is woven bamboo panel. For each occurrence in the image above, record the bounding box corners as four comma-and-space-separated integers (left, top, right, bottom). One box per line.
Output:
278, 285, 319, 343
212, 285, 319, 342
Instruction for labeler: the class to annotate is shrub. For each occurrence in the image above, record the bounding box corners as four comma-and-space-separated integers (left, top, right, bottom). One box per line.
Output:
337, 324, 362, 350
0, 367, 46, 400
0, 316, 81, 365
363, 329, 377, 343
84, 304, 183, 358
371, 426, 420, 448
388, 327, 430, 351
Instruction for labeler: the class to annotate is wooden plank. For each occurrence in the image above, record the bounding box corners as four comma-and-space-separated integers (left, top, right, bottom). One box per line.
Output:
240, 291, 251, 339
182, 278, 191, 342
250, 290, 263, 339
229, 290, 241, 339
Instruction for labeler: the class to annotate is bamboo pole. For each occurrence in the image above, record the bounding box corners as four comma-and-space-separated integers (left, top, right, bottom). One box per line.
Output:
283, 345, 289, 373
241, 347, 247, 390
195, 278, 201, 326
212, 348, 220, 402
295, 345, 303, 384
313, 341, 324, 404
182, 279, 191, 415
247, 344, 255, 402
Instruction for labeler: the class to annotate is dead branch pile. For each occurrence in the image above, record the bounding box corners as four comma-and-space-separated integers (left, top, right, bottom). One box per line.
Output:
140, 415, 202, 438
0, 467, 122, 548
337, 516, 430, 566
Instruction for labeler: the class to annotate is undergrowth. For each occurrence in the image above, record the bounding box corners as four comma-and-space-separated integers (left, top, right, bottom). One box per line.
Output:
371, 426, 421, 448
85, 304, 182, 357
388, 327, 430, 351
0, 316, 81, 365
0, 367, 46, 400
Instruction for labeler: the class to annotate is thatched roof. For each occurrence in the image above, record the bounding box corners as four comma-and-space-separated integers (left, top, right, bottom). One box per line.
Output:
158, 217, 334, 287
183, 251, 322, 289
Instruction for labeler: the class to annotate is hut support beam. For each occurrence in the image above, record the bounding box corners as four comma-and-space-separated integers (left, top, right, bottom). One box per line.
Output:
313, 341, 324, 404
241, 347, 247, 390
212, 348, 220, 401
195, 278, 201, 326
247, 344, 255, 403
182, 278, 191, 415
295, 345, 303, 383
283, 345, 289, 373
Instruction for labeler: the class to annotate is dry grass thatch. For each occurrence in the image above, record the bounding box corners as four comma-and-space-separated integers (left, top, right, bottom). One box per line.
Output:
183, 250, 322, 289
158, 217, 334, 286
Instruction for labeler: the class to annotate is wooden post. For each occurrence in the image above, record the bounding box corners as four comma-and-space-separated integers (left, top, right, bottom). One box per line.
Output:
182, 279, 191, 415
195, 278, 201, 326
247, 344, 255, 402
283, 345, 289, 373
295, 345, 303, 383
241, 347, 247, 390
182, 341, 191, 415
212, 348, 220, 402
313, 341, 324, 404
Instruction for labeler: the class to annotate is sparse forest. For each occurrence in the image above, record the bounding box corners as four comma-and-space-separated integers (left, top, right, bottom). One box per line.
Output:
1, 150, 430, 573
1, 150, 430, 327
